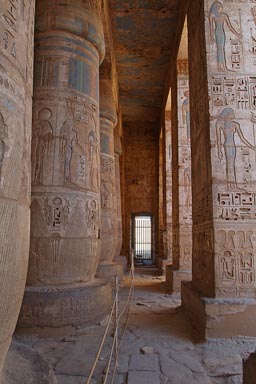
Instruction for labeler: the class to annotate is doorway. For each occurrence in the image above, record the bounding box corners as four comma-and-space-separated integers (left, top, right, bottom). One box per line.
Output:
131, 214, 154, 265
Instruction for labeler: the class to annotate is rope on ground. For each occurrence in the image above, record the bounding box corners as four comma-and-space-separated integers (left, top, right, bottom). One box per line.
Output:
86, 250, 135, 384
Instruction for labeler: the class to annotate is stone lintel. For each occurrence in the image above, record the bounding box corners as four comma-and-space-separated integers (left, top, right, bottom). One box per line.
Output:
181, 281, 256, 339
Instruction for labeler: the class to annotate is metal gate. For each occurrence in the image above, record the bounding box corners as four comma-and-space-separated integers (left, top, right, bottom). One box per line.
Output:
132, 215, 153, 264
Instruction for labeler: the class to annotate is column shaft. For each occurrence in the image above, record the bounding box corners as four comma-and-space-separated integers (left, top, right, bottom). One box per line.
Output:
18, 0, 112, 330
0, 0, 35, 375
96, 78, 123, 282
167, 63, 192, 292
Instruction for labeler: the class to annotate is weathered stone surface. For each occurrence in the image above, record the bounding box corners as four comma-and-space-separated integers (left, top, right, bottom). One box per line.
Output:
127, 371, 160, 384
129, 354, 158, 372
0, 0, 35, 377
167, 269, 192, 293
56, 376, 96, 384
2, 342, 57, 384
19, 280, 112, 329
96, 262, 123, 284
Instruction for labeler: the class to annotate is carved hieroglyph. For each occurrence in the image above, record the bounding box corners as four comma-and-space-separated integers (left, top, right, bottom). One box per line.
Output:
0, 0, 35, 376
19, 0, 107, 328
190, 0, 256, 298
99, 79, 117, 263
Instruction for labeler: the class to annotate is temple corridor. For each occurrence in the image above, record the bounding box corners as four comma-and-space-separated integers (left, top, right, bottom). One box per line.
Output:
1, 0, 256, 383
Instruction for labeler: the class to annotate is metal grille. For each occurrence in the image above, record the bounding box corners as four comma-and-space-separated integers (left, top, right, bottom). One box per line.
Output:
134, 216, 152, 262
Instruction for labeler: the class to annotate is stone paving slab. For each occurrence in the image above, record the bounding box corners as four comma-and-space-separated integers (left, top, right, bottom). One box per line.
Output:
129, 354, 158, 371
127, 371, 160, 384
56, 376, 90, 384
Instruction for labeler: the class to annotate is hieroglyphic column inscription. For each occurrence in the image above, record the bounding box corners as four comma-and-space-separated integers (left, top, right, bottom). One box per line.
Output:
192, 0, 256, 297
178, 75, 192, 270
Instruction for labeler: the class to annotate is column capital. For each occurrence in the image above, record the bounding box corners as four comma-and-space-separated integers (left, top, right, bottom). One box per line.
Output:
100, 78, 118, 128
35, 0, 105, 63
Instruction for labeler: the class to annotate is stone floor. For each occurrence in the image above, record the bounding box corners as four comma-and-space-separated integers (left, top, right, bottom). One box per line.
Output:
3, 268, 256, 384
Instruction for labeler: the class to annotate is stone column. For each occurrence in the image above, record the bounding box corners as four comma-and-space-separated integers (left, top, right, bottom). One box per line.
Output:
0, 0, 35, 375
157, 128, 168, 274
114, 126, 123, 260
18, 0, 112, 330
165, 109, 173, 264
182, 0, 256, 338
167, 60, 192, 292
96, 77, 123, 283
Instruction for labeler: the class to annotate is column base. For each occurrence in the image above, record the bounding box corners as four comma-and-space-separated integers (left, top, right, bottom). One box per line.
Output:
96, 262, 123, 284
181, 281, 256, 339
114, 255, 127, 272
17, 279, 112, 331
158, 258, 172, 275
166, 265, 191, 293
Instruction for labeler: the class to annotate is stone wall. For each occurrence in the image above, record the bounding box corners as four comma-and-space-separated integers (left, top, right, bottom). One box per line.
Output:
123, 125, 158, 261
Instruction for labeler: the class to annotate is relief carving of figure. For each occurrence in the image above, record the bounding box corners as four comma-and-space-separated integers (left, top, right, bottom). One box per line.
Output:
184, 166, 192, 208
209, 1, 241, 71
88, 130, 99, 191
182, 90, 190, 139
59, 118, 78, 184
251, 6, 256, 26
221, 250, 235, 281
86, 199, 99, 238
216, 108, 256, 190
0, 112, 8, 185
33, 108, 54, 185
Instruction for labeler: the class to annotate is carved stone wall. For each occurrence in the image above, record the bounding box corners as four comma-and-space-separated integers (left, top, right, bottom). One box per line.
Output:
177, 73, 192, 272
207, 0, 256, 298
123, 125, 158, 260
18, 0, 112, 329
0, 0, 35, 376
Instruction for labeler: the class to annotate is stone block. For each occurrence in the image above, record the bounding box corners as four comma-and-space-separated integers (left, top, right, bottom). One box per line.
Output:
127, 371, 160, 384
182, 281, 256, 339
166, 265, 191, 293
129, 354, 158, 372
